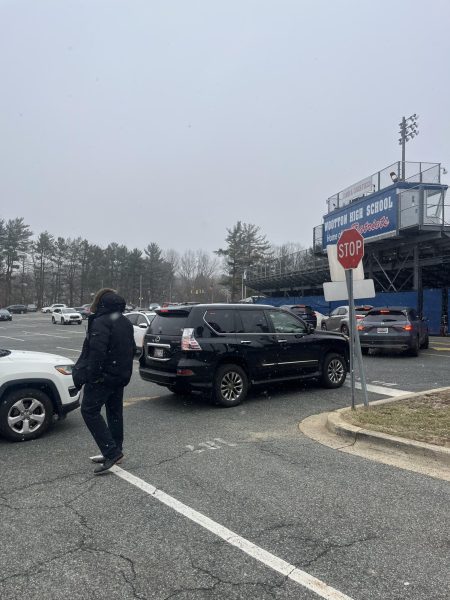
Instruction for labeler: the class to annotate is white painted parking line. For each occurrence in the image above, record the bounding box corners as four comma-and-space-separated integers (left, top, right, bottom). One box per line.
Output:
64, 332, 87, 335
112, 466, 354, 600
344, 381, 409, 397
0, 335, 25, 342
26, 332, 70, 339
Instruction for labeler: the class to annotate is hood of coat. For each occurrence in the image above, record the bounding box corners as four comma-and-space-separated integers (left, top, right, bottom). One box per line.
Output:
90, 288, 126, 315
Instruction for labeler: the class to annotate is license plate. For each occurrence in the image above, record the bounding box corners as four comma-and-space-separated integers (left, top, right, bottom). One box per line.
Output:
154, 347, 165, 358
377, 327, 388, 334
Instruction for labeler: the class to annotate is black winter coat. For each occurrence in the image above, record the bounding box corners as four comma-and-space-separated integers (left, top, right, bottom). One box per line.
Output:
72, 293, 135, 389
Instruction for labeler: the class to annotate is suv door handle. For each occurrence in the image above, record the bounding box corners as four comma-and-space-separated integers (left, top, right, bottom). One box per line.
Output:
240, 340, 252, 344
277, 339, 288, 343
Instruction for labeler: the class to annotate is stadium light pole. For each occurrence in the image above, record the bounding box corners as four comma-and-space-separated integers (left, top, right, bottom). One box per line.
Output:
399, 114, 419, 180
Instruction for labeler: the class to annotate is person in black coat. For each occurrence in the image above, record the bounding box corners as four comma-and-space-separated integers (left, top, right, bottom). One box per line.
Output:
73, 288, 135, 474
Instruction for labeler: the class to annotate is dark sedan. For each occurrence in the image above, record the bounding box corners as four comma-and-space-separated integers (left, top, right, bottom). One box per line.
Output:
0, 309, 12, 321
5, 304, 27, 314
358, 306, 429, 356
280, 304, 317, 329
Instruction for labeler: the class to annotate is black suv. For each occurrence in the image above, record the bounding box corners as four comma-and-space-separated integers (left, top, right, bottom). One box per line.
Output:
139, 304, 349, 407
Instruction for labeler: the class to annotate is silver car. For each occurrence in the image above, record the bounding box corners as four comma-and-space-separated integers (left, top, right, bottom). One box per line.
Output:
321, 305, 372, 335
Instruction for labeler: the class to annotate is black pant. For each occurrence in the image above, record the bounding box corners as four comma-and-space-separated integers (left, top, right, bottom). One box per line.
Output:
81, 383, 124, 460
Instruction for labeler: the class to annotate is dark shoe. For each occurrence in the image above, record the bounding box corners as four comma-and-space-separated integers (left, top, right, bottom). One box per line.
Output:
93, 453, 124, 475
90, 454, 123, 464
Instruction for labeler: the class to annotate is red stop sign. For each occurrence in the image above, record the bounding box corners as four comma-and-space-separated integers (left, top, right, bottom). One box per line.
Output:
337, 229, 364, 269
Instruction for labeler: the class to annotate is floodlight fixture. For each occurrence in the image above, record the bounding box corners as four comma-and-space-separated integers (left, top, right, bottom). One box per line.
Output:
398, 113, 420, 179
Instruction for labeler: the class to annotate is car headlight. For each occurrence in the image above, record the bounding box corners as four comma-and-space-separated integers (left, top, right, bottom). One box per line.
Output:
55, 365, 73, 375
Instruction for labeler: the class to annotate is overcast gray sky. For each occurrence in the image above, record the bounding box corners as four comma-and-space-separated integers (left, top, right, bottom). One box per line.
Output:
1, 0, 449, 253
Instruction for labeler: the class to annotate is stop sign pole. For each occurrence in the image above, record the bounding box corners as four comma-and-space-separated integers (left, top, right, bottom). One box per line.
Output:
337, 229, 369, 410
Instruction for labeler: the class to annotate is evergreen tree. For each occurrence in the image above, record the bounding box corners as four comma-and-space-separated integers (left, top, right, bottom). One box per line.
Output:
216, 222, 270, 301
1, 218, 33, 305
32, 232, 55, 308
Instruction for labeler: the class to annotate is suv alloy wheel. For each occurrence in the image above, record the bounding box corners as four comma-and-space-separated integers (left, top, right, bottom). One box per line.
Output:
321, 322, 327, 331
52, 316, 56, 324
214, 364, 248, 407
321, 353, 347, 388
0, 388, 53, 441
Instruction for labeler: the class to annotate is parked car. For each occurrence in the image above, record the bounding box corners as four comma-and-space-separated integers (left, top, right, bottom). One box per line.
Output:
0, 348, 80, 441
280, 305, 317, 329
27, 304, 37, 312
0, 309, 12, 321
358, 306, 429, 356
139, 304, 349, 406
5, 304, 27, 314
51, 308, 83, 325
74, 306, 90, 319
42, 303, 67, 313
125, 311, 156, 352
321, 305, 373, 335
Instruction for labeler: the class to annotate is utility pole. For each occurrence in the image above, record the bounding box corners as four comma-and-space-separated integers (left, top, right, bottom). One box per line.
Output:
139, 274, 143, 308
398, 114, 419, 180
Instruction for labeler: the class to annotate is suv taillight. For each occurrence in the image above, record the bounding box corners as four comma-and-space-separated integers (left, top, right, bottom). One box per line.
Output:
181, 328, 202, 351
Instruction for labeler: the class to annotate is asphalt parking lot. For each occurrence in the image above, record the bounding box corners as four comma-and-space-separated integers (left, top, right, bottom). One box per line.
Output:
1, 314, 449, 600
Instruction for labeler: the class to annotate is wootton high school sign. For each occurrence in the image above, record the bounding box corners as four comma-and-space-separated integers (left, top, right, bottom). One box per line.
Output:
323, 188, 397, 247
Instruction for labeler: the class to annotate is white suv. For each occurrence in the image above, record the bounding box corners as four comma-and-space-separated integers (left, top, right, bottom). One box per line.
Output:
0, 349, 80, 441
51, 307, 83, 325
42, 303, 67, 314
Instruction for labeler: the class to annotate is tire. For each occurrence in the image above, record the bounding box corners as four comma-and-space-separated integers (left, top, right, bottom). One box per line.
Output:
321, 323, 327, 331
421, 335, 429, 349
0, 388, 53, 442
52, 317, 56, 324
213, 364, 248, 407
60, 318, 64, 325
341, 324, 349, 336
361, 347, 369, 356
321, 353, 347, 388
408, 336, 420, 357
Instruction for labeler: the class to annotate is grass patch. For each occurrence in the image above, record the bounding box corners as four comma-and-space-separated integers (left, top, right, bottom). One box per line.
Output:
342, 391, 450, 447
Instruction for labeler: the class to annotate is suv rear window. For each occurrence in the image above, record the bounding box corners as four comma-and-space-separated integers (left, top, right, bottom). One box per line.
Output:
149, 313, 189, 335
366, 310, 407, 322
283, 305, 313, 315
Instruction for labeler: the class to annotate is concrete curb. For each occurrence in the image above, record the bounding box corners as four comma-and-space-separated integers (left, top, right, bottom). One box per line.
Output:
326, 387, 450, 468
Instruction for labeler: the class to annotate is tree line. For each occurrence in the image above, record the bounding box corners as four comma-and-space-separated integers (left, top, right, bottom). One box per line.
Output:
0, 217, 307, 308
